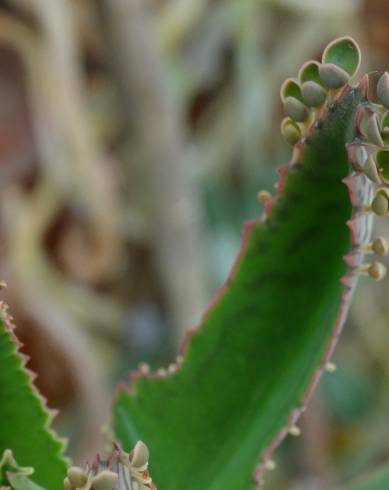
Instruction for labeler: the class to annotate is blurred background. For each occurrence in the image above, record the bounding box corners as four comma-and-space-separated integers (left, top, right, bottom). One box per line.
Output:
0, 0, 389, 488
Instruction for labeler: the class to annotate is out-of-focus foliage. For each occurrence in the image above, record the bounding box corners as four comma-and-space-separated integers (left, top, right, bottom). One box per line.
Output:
346, 466, 389, 490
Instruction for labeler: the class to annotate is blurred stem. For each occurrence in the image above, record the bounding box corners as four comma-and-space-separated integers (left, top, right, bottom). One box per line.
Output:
97, 0, 208, 347
0, 12, 123, 335
159, 0, 209, 51
2, 181, 123, 335
234, 0, 265, 173
15, 0, 121, 282
0, 183, 109, 462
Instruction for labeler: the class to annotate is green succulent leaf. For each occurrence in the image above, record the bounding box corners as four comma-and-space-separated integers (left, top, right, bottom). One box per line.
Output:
0, 450, 46, 490
7, 474, 46, 490
281, 117, 301, 145
114, 81, 370, 490
280, 78, 304, 102
299, 60, 323, 86
322, 36, 361, 78
0, 309, 67, 489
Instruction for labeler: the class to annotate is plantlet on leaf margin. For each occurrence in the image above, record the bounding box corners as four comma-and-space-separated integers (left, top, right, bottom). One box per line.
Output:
64, 441, 156, 490
280, 37, 388, 285
111, 36, 389, 490
255, 35, 389, 483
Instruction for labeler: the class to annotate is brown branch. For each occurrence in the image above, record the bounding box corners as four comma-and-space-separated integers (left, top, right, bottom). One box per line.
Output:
97, 0, 208, 346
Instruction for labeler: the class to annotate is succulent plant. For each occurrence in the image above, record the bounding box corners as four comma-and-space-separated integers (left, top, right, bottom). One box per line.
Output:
2, 36, 389, 490
112, 37, 389, 490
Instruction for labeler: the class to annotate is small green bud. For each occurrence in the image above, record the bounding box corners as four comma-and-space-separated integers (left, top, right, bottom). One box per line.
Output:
280, 117, 301, 145
91, 470, 118, 490
265, 459, 276, 471
363, 155, 381, 184
280, 79, 310, 122
280, 78, 304, 102
168, 363, 178, 374
257, 190, 272, 203
372, 237, 389, 256
324, 361, 337, 373
319, 63, 349, 89
377, 72, 389, 109
63, 477, 73, 490
298, 60, 322, 85
288, 425, 301, 436
67, 466, 88, 488
368, 261, 387, 281
372, 188, 389, 216
138, 362, 150, 374
301, 81, 327, 107
322, 36, 361, 78
366, 113, 384, 147
283, 97, 310, 122
131, 440, 149, 468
